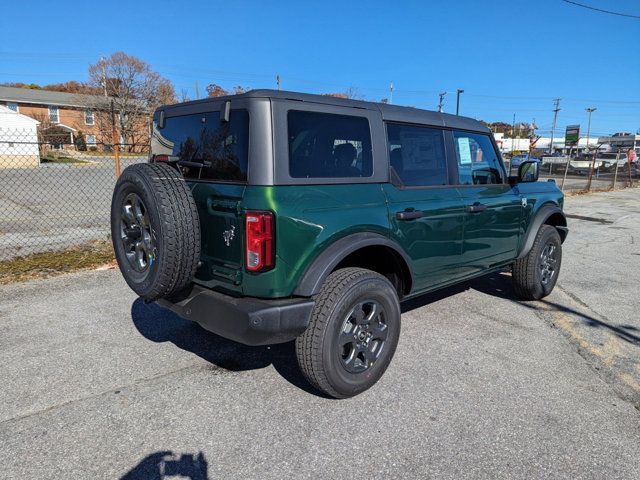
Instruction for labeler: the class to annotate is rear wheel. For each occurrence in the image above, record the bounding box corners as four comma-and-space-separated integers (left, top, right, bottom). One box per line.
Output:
111, 162, 201, 301
512, 225, 562, 300
295, 268, 401, 398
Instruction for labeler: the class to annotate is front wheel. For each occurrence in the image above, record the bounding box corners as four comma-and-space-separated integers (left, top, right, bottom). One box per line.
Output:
295, 268, 401, 398
512, 225, 562, 300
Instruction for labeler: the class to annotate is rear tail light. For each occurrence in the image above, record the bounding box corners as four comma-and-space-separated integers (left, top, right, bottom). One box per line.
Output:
245, 211, 274, 272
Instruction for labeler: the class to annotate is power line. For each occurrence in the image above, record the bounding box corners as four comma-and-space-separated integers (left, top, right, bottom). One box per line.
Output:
3, 52, 640, 104
560, 0, 640, 19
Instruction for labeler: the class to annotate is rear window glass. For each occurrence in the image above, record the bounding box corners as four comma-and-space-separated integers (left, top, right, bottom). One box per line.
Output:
154, 109, 249, 182
386, 123, 448, 186
288, 110, 373, 178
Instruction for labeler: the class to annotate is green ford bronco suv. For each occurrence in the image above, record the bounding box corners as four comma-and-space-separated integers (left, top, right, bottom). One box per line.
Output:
111, 90, 568, 398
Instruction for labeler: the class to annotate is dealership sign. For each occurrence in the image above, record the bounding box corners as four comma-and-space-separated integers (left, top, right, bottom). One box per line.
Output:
565, 125, 580, 146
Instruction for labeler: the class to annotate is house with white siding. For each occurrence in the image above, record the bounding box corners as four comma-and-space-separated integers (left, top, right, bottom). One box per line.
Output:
0, 104, 40, 168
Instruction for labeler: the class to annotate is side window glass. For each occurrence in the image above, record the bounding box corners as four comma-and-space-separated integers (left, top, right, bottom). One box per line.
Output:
453, 131, 504, 185
288, 110, 373, 178
386, 123, 448, 187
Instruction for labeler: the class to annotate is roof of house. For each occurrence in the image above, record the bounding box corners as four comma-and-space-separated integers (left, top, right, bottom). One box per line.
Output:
0, 86, 110, 109
156, 89, 489, 132
0, 104, 40, 125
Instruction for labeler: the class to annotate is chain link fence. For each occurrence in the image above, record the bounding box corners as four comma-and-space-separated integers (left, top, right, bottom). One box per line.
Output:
2, 126, 639, 262
505, 154, 638, 194
1, 128, 148, 261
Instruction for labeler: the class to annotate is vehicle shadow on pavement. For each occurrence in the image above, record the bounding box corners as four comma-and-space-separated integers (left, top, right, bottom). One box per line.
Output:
131, 298, 327, 397
399, 271, 519, 315
121, 450, 209, 480
467, 272, 640, 346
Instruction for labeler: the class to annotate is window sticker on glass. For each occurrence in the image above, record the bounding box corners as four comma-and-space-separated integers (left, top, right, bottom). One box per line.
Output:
457, 137, 472, 165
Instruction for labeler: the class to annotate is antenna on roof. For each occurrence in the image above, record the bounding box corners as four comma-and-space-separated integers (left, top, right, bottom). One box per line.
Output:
389, 82, 394, 104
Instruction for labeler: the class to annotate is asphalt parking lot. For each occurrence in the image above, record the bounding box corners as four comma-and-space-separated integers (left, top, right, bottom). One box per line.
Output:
1, 189, 639, 479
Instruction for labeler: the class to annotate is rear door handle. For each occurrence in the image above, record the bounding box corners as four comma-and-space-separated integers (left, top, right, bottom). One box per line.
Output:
396, 210, 425, 221
467, 204, 488, 213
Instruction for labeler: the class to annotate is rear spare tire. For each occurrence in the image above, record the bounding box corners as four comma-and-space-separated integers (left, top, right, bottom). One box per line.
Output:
111, 162, 200, 301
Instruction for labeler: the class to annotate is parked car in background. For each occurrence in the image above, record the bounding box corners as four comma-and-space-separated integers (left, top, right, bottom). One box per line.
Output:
509, 154, 541, 170
596, 152, 628, 167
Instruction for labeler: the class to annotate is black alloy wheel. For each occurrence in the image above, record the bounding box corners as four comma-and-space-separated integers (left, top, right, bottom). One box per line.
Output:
120, 193, 156, 276
339, 300, 388, 374
539, 242, 558, 286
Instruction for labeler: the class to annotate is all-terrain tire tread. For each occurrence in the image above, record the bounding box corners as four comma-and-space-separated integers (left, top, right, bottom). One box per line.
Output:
112, 163, 200, 301
295, 267, 394, 398
512, 224, 561, 300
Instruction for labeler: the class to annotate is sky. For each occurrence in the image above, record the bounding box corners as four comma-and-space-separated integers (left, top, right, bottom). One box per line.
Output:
1, 0, 639, 137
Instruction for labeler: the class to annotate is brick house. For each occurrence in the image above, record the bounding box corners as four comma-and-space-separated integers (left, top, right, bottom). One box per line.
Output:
0, 86, 149, 151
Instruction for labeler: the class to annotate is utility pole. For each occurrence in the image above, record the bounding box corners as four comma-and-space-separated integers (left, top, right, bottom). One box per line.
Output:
101, 55, 108, 97
549, 98, 561, 155
456, 89, 464, 115
438, 92, 446, 113
195, 80, 200, 100
585, 107, 596, 152
277, 74, 281, 91
512, 113, 516, 154
390, 82, 394, 104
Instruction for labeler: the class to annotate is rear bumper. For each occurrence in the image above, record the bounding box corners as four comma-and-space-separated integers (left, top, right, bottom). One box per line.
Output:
156, 286, 315, 346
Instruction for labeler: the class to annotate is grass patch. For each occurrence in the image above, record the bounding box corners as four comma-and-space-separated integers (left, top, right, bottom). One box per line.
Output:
0, 240, 115, 285
41, 153, 91, 164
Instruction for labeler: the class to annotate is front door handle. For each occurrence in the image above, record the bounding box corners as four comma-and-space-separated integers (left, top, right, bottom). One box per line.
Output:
396, 210, 425, 221
467, 204, 488, 213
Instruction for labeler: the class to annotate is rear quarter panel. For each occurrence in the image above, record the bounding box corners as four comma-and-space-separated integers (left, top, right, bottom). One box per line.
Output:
241, 184, 390, 298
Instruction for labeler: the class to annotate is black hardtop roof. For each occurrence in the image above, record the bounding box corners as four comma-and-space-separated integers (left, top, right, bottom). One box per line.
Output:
157, 89, 489, 132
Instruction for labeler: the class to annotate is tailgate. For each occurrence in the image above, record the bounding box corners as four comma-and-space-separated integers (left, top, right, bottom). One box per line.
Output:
190, 182, 245, 287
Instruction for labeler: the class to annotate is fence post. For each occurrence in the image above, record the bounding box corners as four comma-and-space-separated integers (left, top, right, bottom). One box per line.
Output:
586, 149, 597, 192
612, 151, 620, 190
628, 157, 634, 188
561, 158, 570, 192
110, 100, 121, 177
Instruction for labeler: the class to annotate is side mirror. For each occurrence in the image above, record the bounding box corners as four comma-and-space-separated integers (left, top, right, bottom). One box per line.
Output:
517, 160, 539, 183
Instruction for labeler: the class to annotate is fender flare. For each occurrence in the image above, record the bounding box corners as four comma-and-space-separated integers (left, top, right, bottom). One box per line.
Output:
517, 203, 568, 259
293, 232, 414, 297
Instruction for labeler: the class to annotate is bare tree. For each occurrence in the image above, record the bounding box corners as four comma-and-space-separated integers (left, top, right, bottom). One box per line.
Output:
205, 83, 250, 98
322, 87, 363, 100
179, 88, 191, 102
86, 52, 176, 151
206, 84, 229, 97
